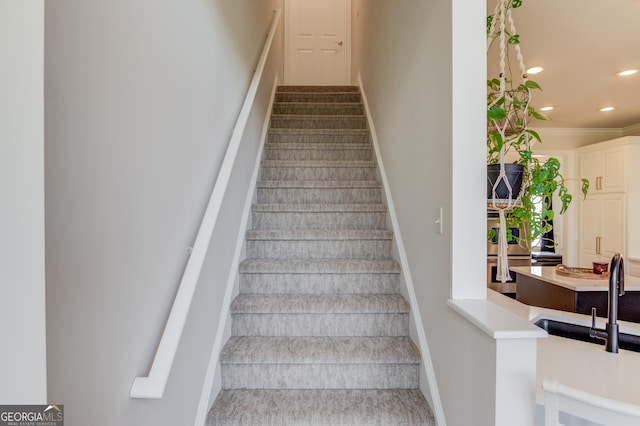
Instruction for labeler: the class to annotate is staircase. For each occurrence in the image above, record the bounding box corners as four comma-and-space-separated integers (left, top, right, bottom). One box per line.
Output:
207, 86, 435, 425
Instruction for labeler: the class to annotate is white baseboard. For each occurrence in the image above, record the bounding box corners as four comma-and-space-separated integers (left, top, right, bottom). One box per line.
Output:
357, 73, 446, 426
193, 75, 279, 426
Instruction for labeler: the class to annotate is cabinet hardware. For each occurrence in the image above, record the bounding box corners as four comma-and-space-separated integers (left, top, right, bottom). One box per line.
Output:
596, 236, 602, 255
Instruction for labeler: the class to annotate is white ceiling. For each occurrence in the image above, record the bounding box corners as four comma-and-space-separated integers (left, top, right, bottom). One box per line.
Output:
487, 0, 640, 129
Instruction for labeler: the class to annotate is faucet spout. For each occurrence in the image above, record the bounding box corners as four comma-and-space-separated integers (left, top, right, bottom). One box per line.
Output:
589, 253, 625, 353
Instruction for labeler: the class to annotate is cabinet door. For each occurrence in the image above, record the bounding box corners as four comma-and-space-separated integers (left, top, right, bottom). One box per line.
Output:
580, 197, 602, 264
601, 194, 625, 259
580, 152, 602, 191
579, 194, 626, 265
602, 147, 625, 192
580, 147, 625, 193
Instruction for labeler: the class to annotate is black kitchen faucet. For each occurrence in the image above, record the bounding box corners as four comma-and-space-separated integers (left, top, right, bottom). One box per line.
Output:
590, 253, 625, 353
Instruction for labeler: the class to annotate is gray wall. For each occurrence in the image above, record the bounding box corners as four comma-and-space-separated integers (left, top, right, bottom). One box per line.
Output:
0, 0, 47, 404
45, 0, 282, 424
353, 0, 496, 424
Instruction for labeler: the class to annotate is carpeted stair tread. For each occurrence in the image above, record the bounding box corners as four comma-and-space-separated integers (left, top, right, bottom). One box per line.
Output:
251, 204, 386, 229
270, 115, 368, 130
208, 389, 435, 426
238, 260, 401, 295
239, 275, 399, 295
257, 185, 382, 204
257, 180, 381, 189
220, 336, 420, 364
273, 103, 365, 116
262, 160, 376, 168
251, 203, 386, 213
265, 142, 371, 151
230, 294, 410, 314
263, 145, 373, 161
251, 207, 386, 231
260, 165, 377, 182
277, 85, 360, 92
274, 93, 362, 104
268, 128, 369, 136
270, 114, 367, 120
267, 129, 370, 144
246, 229, 393, 241
239, 259, 400, 274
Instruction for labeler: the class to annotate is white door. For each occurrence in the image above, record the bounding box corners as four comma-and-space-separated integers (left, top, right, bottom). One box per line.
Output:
284, 0, 351, 85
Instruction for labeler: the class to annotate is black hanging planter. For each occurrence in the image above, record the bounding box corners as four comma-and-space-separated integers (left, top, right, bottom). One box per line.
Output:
487, 164, 525, 200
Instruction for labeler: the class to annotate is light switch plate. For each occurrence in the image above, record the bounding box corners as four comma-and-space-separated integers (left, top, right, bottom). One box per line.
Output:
435, 207, 443, 234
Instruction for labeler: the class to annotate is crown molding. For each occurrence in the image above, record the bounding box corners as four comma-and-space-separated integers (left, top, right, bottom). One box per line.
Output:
530, 127, 623, 138
622, 122, 640, 136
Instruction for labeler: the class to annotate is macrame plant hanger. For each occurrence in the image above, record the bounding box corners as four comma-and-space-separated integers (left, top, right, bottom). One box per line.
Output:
487, 0, 532, 283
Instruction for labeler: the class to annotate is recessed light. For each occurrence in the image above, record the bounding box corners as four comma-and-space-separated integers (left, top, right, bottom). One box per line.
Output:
539, 106, 554, 111
599, 107, 615, 112
617, 69, 638, 77
527, 67, 544, 74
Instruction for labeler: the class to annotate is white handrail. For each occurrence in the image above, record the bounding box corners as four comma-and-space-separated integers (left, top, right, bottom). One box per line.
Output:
130, 8, 282, 399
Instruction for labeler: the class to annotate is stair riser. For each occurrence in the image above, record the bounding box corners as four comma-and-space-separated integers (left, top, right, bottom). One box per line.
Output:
271, 117, 368, 130
274, 93, 362, 103
268, 132, 369, 144
246, 239, 392, 260
273, 104, 365, 116
261, 166, 377, 181
252, 211, 387, 230
239, 273, 399, 295
222, 364, 419, 390
231, 313, 409, 337
257, 188, 381, 204
263, 149, 373, 161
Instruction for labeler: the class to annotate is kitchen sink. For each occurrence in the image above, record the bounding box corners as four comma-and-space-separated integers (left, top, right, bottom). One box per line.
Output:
534, 318, 640, 353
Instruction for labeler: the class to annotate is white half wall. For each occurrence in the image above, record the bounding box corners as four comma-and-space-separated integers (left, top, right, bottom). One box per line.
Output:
0, 0, 47, 404
45, 0, 282, 424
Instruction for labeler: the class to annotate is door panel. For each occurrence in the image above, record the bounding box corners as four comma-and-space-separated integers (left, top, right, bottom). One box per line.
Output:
285, 0, 351, 85
581, 197, 601, 254
602, 195, 625, 258
602, 148, 625, 191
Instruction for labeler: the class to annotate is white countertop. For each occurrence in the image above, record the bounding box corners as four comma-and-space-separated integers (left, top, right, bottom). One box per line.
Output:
511, 265, 640, 292
488, 290, 640, 406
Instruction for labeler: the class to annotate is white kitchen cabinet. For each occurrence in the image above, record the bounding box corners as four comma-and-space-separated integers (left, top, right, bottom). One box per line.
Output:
578, 137, 640, 266
579, 146, 625, 193
579, 193, 625, 265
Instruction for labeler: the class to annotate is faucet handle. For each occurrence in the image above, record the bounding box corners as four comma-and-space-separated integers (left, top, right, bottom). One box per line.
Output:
591, 307, 597, 329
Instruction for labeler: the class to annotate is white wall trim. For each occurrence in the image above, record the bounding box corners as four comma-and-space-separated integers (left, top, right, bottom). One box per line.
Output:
532, 127, 623, 138
357, 73, 446, 426
623, 122, 640, 136
193, 76, 279, 426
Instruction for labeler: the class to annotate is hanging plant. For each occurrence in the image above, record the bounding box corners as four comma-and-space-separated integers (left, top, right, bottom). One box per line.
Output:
486, 0, 589, 282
